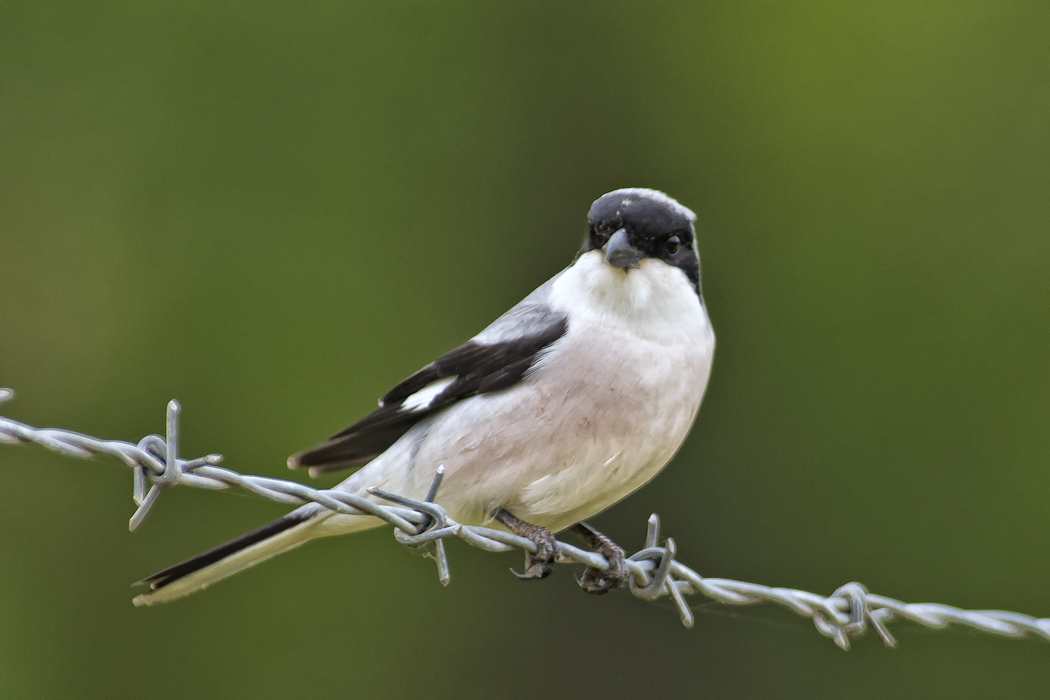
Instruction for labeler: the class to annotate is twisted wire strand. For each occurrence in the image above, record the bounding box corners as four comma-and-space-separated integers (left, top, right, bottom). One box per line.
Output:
1, 388, 1047, 649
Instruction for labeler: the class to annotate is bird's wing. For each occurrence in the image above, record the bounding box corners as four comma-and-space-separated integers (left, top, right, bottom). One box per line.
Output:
288, 277, 568, 476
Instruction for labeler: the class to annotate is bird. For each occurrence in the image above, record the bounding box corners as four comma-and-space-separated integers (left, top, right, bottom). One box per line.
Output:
133, 187, 716, 605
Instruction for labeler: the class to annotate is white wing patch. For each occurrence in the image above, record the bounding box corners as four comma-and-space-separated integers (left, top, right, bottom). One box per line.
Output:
400, 376, 457, 412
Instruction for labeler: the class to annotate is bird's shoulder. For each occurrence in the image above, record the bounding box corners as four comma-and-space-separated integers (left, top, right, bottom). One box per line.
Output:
288, 273, 569, 475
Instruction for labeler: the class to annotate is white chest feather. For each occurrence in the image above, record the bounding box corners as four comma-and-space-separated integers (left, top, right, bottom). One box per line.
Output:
506, 253, 715, 528
355, 253, 715, 532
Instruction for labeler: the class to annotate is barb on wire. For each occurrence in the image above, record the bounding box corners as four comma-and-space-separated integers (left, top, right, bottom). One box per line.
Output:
2, 388, 1048, 649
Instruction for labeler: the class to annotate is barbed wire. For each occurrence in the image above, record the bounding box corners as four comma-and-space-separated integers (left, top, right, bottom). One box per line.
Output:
1, 387, 1047, 650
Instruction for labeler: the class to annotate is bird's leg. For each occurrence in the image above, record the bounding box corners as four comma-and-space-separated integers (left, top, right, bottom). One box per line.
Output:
493, 508, 558, 580
572, 521, 629, 594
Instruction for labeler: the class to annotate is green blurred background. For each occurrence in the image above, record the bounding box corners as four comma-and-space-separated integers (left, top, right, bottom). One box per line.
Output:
2, 2, 1049, 698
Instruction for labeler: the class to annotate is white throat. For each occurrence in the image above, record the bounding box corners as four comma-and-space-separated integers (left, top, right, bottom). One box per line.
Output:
548, 251, 707, 339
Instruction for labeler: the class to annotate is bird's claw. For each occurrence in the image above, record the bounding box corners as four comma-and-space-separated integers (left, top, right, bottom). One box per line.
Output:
577, 540, 628, 594
510, 523, 558, 580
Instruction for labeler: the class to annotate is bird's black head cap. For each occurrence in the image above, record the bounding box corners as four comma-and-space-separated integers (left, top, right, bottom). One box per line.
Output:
579, 188, 702, 296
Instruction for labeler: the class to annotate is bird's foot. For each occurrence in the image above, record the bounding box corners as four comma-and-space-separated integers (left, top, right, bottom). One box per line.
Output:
493, 508, 558, 580
572, 522, 629, 595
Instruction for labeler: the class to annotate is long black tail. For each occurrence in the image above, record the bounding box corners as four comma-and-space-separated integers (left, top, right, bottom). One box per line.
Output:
132, 508, 318, 605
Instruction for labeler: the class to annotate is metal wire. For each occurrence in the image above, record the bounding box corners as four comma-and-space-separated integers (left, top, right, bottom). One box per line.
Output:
2, 387, 1048, 649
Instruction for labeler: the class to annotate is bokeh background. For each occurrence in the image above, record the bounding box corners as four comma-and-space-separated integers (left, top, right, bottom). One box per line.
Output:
2, 2, 1049, 698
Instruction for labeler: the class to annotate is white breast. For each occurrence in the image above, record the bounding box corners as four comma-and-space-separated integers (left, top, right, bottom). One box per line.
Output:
512, 252, 715, 528
350, 252, 715, 532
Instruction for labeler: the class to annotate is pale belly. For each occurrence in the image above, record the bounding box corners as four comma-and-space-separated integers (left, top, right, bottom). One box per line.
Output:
321, 255, 716, 538
404, 313, 715, 532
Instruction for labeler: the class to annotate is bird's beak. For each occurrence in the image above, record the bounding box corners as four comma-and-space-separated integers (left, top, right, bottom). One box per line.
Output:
603, 228, 645, 269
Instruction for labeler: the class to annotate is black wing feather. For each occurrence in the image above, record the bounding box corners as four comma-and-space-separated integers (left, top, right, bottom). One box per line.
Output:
288, 317, 567, 475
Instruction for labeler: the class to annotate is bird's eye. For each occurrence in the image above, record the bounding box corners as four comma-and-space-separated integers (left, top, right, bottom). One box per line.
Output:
664, 236, 681, 256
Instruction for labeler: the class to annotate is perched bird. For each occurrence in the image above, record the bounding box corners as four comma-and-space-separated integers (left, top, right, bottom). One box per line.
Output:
134, 188, 716, 605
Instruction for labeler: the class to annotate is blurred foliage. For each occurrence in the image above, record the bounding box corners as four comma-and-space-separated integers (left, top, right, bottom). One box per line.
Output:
2, 2, 1049, 698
